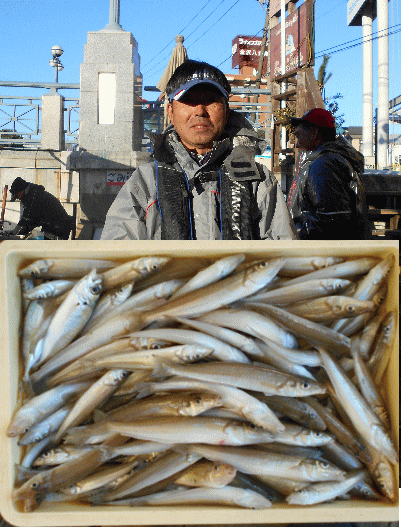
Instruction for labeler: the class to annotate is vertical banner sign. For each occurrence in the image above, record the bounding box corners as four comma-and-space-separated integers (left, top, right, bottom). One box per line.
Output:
270, 1, 314, 79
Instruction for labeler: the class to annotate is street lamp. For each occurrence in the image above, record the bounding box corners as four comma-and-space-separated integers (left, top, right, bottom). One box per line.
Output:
49, 45, 64, 86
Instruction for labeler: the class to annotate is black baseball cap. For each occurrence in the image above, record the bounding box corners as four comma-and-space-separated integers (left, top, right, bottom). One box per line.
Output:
166, 60, 231, 102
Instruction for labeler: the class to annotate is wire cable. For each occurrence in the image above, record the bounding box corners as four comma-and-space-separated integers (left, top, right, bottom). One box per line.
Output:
141, 0, 216, 69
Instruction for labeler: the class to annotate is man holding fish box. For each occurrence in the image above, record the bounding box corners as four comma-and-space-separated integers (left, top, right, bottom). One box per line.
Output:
101, 60, 296, 241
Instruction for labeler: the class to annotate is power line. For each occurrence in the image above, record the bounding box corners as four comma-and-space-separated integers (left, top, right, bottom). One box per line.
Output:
315, 23, 401, 58
141, 0, 216, 70
142, 0, 232, 77
186, 0, 241, 49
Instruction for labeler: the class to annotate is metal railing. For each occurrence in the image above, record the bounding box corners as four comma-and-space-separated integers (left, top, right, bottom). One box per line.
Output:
0, 84, 271, 149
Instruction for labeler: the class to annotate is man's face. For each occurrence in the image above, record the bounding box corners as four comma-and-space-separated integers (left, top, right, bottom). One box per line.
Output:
293, 123, 319, 151
167, 85, 229, 154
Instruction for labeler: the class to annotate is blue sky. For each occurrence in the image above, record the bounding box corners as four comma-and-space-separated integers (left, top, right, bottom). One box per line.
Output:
1, 0, 400, 133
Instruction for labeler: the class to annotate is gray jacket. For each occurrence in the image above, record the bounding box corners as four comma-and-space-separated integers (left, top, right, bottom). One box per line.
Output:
101, 111, 296, 240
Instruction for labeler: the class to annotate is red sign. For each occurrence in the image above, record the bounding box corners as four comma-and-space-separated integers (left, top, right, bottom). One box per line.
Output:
232, 35, 268, 72
269, 1, 313, 79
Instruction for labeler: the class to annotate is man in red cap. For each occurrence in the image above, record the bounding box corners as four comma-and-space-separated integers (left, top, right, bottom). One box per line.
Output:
287, 108, 370, 239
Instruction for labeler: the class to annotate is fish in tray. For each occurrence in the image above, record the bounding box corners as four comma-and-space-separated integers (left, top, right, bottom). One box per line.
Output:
7, 252, 398, 512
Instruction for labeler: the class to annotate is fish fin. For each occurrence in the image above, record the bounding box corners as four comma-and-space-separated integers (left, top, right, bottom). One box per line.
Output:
62, 425, 95, 445
151, 357, 175, 379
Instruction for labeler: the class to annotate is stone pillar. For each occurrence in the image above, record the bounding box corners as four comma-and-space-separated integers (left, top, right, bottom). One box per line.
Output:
79, 29, 142, 153
41, 92, 65, 150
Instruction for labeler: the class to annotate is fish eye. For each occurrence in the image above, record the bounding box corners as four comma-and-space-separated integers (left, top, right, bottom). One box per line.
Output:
302, 382, 310, 389
90, 285, 102, 294
31, 481, 40, 489
321, 461, 329, 467
346, 306, 355, 313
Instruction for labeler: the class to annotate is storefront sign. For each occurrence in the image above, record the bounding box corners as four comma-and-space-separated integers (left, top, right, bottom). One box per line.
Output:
232, 35, 268, 71
269, 1, 313, 79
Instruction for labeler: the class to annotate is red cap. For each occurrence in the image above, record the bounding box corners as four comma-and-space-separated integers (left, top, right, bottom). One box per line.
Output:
291, 108, 336, 129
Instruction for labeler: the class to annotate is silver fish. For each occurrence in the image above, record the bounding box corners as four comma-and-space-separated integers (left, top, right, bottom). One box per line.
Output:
280, 258, 379, 286
152, 358, 326, 397
95, 451, 202, 502
182, 444, 346, 482
170, 254, 246, 299
84, 344, 214, 370
278, 257, 345, 277
198, 307, 298, 349
101, 256, 170, 290
38, 269, 103, 365
111, 485, 272, 509
250, 303, 350, 357
138, 377, 285, 433
18, 405, 72, 446
54, 369, 129, 442
128, 328, 251, 363
246, 278, 351, 305
286, 296, 376, 323
286, 469, 366, 505
18, 258, 116, 279
318, 348, 398, 464
141, 258, 285, 321
174, 460, 237, 488
106, 416, 275, 446
6, 382, 90, 437
23, 279, 76, 300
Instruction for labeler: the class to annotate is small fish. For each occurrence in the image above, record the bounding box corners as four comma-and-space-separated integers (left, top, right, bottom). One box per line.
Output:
170, 254, 246, 299
141, 258, 285, 321
182, 444, 346, 482
18, 258, 116, 279
286, 296, 376, 323
280, 258, 378, 286
109, 485, 272, 509
250, 303, 350, 357
38, 269, 103, 365
350, 338, 390, 428
174, 460, 237, 488
246, 278, 351, 305
198, 307, 298, 349
101, 256, 170, 290
367, 311, 398, 384
12, 448, 109, 508
61, 459, 140, 497
138, 377, 285, 433
54, 369, 130, 442
23, 279, 76, 300
286, 470, 366, 505
106, 416, 275, 446
128, 328, 251, 364
278, 257, 345, 276
151, 358, 326, 397
93, 450, 202, 502
83, 344, 214, 370
6, 382, 90, 437
318, 348, 398, 464
18, 405, 72, 446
